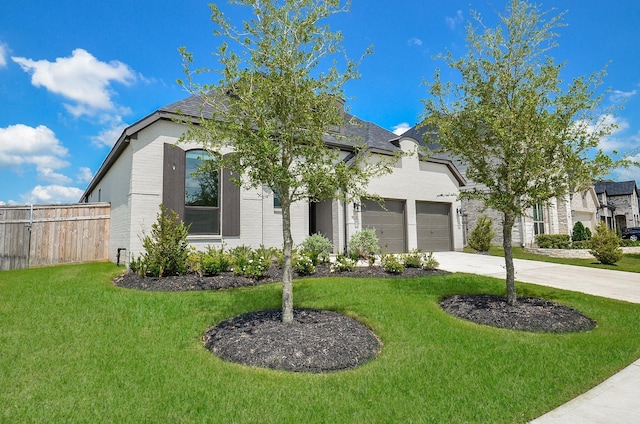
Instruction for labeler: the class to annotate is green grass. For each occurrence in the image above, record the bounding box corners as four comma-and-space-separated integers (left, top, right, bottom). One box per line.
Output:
2, 263, 640, 423
481, 246, 640, 273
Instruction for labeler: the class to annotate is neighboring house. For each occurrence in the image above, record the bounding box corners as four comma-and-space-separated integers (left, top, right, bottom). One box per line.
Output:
594, 181, 640, 231
400, 125, 600, 247
81, 95, 466, 264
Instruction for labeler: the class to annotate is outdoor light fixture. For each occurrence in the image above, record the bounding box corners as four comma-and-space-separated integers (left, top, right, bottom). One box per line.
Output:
353, 202, 361, 212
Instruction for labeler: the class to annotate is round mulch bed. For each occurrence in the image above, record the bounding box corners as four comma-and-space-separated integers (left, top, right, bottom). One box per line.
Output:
440, 294, 597, 333
203, 308, 382, 373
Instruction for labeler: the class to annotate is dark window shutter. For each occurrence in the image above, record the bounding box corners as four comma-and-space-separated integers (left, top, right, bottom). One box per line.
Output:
221, 162, 240, 237
163, 143, 186, 221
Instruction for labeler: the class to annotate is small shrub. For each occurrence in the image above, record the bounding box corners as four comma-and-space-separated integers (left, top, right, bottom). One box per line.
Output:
535, 234, 571, 249
468, 215, 495, 252
229, 245, 253, 276
299, 233, 333, 265
136, 205, 191, 277
243, 251, 271, 279
589, 222, 623, 265
294, 253, 316, 275
349, 228, 380, 262
572, 222, 591, 242
570, 240, 591, 250
422, 252, 439, 270
381, 254, 403, 274
403, 249, 424, 268
331, 255, 356, 272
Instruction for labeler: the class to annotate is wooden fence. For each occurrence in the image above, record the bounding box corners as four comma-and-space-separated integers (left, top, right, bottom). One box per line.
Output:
0, 203, 110, 271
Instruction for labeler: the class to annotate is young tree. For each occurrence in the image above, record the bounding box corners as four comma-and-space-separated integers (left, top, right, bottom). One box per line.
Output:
422, 0, 624, 305
178, 0, 393, 322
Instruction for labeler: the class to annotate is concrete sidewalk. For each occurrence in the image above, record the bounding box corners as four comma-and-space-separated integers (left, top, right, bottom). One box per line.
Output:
432, 252, 640, 424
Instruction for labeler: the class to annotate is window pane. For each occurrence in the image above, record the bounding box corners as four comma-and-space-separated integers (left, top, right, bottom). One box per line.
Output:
185, 207, 220, 235
185, 150, 219, 207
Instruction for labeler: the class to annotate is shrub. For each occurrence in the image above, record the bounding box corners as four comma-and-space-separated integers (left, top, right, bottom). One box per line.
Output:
589, 222, 623, 265
467, 215, 495, 252
243, 251, 271, 279
229, 245, 254, 276
299, 233, 333, 265
331, 255, 356, 272
188, 245, 232, 277
381, 254, 403, 274
349, 229, 380, 262
135, 205, 190, 277
572, 222, 591, 242
293, 253, 316, 275
535, 234, 571, 249
422, 252, 440, 270
403, 249, 424, 268
571, 240, 591, 250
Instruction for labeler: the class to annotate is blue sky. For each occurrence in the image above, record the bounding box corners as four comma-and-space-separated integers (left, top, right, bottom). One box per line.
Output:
1, 0, 638, 204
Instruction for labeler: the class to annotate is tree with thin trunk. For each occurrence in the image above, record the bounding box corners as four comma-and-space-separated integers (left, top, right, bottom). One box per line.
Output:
422, 0, 625, 305
178, 0, 394, 322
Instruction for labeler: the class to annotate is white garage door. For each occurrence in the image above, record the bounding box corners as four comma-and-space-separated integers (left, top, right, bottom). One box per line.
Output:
361, 199, 406, 253
416, 201, 452, 252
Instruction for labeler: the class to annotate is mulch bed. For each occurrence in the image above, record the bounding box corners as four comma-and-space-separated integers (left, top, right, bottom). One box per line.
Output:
114, 264, 597, 373
440, 294, 597, 333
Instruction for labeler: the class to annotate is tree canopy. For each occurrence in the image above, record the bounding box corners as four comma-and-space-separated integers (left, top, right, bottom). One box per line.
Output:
178, 0, 394, 322
422, 0, 624, 304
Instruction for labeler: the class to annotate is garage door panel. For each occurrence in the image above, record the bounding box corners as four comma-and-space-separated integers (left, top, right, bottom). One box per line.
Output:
416, 201, 452, 252
362, 199, 406, 253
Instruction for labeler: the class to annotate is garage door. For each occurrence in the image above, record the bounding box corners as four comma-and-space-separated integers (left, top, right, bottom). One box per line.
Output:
416, 201, 452, 252
361, 199, 406, 253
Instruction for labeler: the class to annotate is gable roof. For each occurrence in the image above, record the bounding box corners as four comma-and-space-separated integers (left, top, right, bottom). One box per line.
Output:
594, 181, 639, 197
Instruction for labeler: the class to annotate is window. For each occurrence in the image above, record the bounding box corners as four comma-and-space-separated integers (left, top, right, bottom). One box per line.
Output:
185, 150, 220, 234
533, 204, 545, 235
273, 187, 282, 209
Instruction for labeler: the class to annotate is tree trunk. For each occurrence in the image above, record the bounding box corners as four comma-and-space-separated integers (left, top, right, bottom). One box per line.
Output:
281, 200, 294, 323
502, 212, 517, 305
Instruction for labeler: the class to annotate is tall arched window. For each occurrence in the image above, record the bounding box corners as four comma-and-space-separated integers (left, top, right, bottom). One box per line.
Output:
185, 150, 220, 234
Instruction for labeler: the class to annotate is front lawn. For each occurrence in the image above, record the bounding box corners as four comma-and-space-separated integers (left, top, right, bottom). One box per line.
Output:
2, 263, 640, 423
483, 246, 640, 273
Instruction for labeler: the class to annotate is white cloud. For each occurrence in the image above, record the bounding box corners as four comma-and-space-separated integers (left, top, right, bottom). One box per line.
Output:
573, 114, 634, 153
446, 10, 464, 30
609, 89, 637, 103
0, 41, 8, 68
392, 122, 412, 136
0, 124, 70, 180
12, 48, 136, 117
408, 38, 423, 47
20, 185, 84, 204
91, 118, 128, 148
77, 167, 94, 183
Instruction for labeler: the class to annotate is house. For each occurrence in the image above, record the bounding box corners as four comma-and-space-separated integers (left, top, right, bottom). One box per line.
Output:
400, 125, 601, 247
81, 95, 466, 264
594, 181, 640, 231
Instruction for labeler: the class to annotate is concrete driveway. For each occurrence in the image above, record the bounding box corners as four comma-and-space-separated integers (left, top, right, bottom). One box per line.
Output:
433, 251, 640, 303
432, 251, 640, 424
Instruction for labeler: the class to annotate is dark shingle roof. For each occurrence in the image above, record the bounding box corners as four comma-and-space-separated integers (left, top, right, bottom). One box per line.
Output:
594, 181, 639, 197
160, 93, 400, 154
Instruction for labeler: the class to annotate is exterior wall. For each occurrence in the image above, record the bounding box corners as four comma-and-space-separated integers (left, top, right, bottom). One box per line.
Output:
571, 188, 598, 232
609, 193, 640, 229
84, 142, 133, 263
350, 138, 464, 252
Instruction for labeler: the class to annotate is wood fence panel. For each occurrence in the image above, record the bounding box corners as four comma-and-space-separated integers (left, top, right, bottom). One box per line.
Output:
0, 203, 110, 270
0, 208, 30, 270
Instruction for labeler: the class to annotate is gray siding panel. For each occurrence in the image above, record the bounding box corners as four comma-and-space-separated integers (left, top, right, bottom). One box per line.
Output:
163, 143, 186, 220
416, 201, 452, 252
221, 166, 240, 237
362, 199, 406, 253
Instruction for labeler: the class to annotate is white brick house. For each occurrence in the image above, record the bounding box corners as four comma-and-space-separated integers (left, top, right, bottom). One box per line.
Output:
81, 95, 466, 264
